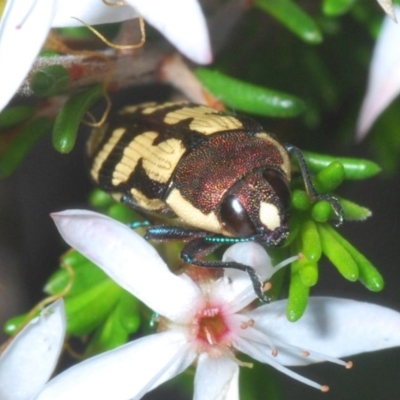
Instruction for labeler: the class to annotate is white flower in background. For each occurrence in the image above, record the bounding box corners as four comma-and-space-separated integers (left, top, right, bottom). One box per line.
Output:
356, 5, 400, 139
36, 209, 400, 400
0, 299, 66, 400
376, 0, 396, 20
0, 0, 211, 112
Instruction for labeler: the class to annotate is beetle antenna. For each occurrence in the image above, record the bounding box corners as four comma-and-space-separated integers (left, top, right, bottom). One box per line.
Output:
284, 144, 344, 227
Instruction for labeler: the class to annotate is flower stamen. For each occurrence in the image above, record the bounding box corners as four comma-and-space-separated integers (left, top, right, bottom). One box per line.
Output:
240, 319, 255, 329
16, 0, 37, 29
263, 282, 272, 292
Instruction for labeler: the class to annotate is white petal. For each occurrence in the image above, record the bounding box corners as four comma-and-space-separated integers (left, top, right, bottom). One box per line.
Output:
0, 300, 66, 400
35, 330, 196, 400
214, 243, 274, 313
51, 210, 203, 323
0, 0, 56, 112
223, 242, 274, 282
245, 297, 400, 366
126, 0, 212, 64
53, 0, 138, 27
356, 7, 400, 138
377, 0, 397, 20
194, 353, 239, 400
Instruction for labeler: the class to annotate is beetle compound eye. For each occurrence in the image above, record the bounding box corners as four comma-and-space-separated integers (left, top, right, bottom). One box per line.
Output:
263, 169, 291, 211
220, 195, 256, 237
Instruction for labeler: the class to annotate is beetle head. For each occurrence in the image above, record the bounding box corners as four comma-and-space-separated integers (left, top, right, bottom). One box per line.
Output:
219, 169, 290, 246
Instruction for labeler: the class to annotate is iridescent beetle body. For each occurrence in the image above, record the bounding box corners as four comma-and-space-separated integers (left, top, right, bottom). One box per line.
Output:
88, 102, 342, 301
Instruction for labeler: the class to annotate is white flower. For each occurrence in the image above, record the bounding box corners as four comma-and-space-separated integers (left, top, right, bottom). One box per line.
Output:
356, 5, 400, 139
37, 209, 400, 399
376, 0, 396, 20
0, 0, 211, 112
0, 299, 66, 400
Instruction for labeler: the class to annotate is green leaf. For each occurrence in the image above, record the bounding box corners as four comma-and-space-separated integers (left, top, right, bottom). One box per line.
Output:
116, 290, 141, 334
61, 250, 90, 268
52, 84, 103, 153
323, 224, 384, 291
45, 260, 109, 297
302, 151, 381, 180
322, 0, 356, 16
287, 267, 310, 321
297, 259, 319, 287
337, 197, 372, 221
311, 200, 333, 223
65, 280, 122, 336
85, 304, 129, 355
195, 68, 306, 117
299, 219, 322, 262
107, 203, 138, 224
89, 189, 114, 209
30, 65, 70, 97
0, 105, 34, 129
0, 117, 53, 178
4, 314, 27, 335
317, 223, 359, 281
255, 0, 323, 44
291, 189, 312, 211
313, 161, 345, 193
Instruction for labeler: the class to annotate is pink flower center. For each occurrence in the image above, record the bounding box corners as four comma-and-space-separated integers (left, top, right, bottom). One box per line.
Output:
191, 304, 234, 355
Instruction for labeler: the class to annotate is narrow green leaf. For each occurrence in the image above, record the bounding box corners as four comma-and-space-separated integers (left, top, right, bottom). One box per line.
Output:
89, 189, 114, 209
323, 224, 384, 291
287, 268, 310, 321
283, 212, 301, 247
291, 189, 312, 211
195, 68, 306, 117
65, 280, 121, 336
85, 305, 129, 355
297, 260, 319, 287
0, 117, 53, 178
0, 105, 34, 129
299, 219, 322, 262
313, 161, 345, 193
61, 250, 89, 268
3, 314, 27, 335
30, 65, 70, 97
322, 0, 356, 16
317, 223, 359, 281
311, 200, 332, 223
117, 290, 141, 334
255, 0, 322, 44
108, 203, 137, 224
337, 197, 372, 221
302, 151, 381, 180
52, 84, 103, 153
45, 260, 109, 297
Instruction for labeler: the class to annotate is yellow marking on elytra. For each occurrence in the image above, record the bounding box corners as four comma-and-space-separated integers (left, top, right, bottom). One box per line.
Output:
91, 127, 126, 181
166, 188, 223, 234
111, 131, 186, 186
259, 202, 281, 231
119, 102, 157, 115
164, 106, 243, 135
87, 122, 109, 158
141, 102, 187, 115
130, 188, 165, 210
256, 132, 291, 179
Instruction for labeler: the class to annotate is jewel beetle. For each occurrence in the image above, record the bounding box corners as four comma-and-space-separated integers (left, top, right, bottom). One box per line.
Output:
88, 102, 343, 301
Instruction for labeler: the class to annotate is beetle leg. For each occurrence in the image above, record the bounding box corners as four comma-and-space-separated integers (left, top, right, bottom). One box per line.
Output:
130, 220, 151, 229
181, 238, 270, 303
145, 226, 210, 241
285, 144, 344, 227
